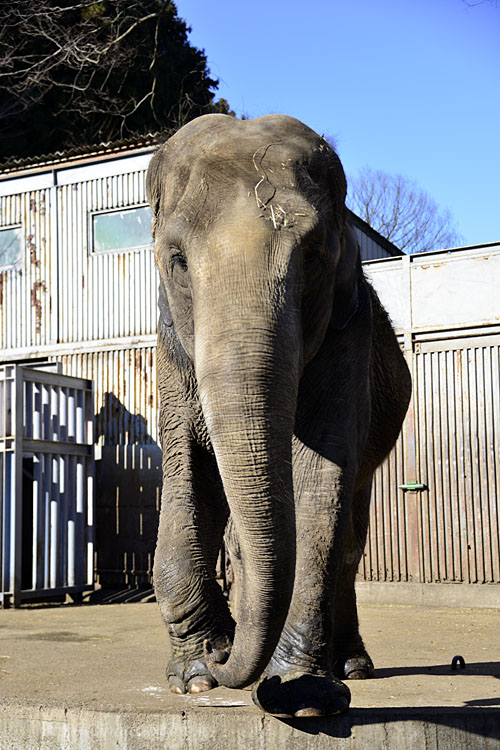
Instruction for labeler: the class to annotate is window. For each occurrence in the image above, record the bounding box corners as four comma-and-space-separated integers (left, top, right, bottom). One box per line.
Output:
91, 206, 153, 253
0, 226, 23, 268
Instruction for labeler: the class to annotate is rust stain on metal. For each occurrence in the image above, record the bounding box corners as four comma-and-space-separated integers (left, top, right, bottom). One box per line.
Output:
118, 253, 126, 281
28, 236, 40, 267
31, 280, 47, 334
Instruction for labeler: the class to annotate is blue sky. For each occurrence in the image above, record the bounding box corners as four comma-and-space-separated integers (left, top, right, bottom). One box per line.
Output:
175, 0, 499, 248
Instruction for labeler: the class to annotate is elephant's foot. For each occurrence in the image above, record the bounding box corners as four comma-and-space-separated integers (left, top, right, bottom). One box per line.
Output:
167, 626, 234, 695
333, 650, 374, 680
167, 656, 217, 694
252, 672, 350, 718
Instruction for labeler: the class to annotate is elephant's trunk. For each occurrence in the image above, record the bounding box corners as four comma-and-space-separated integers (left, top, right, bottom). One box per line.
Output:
193, 252, 301, 688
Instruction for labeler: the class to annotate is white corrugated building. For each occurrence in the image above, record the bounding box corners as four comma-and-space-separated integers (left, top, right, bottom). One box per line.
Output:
0, 140, 400, 590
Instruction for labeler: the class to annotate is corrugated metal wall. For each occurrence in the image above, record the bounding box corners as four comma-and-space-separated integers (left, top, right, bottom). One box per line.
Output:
362, 248, 500, 585
2, 153, 498, 592
0, 190, 53, 349
57, 173, 157, 344
1, 154, 157, 353
56, 346, 158, 445
415, 339, 500, 584
55, 347, 160, 587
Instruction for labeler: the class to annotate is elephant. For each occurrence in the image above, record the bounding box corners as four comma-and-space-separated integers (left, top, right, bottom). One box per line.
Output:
146, 113, 411, 718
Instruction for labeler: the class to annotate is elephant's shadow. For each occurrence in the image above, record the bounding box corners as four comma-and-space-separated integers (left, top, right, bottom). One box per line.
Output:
274, 660, 500, 738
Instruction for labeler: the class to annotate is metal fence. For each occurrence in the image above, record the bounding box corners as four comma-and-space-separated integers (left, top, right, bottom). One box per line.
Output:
0, 365, 94, 606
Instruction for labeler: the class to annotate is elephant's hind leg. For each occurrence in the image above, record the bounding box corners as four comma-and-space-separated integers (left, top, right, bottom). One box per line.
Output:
332, 482, 374, 680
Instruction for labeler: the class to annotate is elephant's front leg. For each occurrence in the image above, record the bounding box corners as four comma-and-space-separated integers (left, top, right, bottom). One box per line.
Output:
154, 441, 234, 694
253, 438, 355, 717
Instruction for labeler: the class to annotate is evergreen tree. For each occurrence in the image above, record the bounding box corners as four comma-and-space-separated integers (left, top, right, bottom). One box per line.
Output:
0, 0, 230, 159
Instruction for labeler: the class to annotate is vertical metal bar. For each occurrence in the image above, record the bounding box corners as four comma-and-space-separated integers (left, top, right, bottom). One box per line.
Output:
49, 178, 59, 345
482, 346, 494, 582
43, 452, 51, 589
41, 382, 50, 441
33, 382, 41, 440
25, 380, 32, 440
68, 389, 76, 442
0, 368, 5, 603
0, 450, 4, 606
462, 346, 475, 583
447, 349, 459, 582
50, 452, 58, 589
12, 367, 24, 606
489, 344, 500, 583
2, 449, 13, 605
404, 349, 421, 583
59, 453, 67, 588
67, 454, 75, 587
76, 391, 84, 444
75, 456, 84, 584
32, 454, 42, 591
86, 457, 94, 586
454, 347, 466, 583
474, 346, 487, 583
60, 387, 68, 442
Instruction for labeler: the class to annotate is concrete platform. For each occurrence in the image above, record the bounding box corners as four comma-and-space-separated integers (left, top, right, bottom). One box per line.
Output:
0, 600, 498, 749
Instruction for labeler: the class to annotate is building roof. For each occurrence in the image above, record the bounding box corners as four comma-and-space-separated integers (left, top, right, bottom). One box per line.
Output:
0, 133, 168, 178
348, 210, 401, 258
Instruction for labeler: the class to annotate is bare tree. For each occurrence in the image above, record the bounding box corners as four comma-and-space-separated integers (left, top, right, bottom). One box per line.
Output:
0, 0, 231, 160
462, 1, 499, 7
347, 168, 462, 254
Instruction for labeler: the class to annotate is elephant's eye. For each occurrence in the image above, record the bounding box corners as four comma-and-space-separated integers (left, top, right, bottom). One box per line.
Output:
171, 252, 187, 271
170, 253, 190, 289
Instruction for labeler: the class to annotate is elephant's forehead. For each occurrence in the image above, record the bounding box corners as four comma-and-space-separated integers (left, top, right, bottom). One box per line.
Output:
168, 113, 322, 153
165, 116, 324, 177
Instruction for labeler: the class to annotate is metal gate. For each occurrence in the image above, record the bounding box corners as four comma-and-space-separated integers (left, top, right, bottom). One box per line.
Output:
0, 365, 94, 606
361, 247, 500, 587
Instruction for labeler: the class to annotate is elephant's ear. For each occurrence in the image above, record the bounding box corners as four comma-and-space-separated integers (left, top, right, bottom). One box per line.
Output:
330, 221, 361, 330
146, 150, 162, 235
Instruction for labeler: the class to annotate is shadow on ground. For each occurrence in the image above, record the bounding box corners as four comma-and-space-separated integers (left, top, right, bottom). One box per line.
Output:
275, 705, 499, 741
376, 662, 500, 678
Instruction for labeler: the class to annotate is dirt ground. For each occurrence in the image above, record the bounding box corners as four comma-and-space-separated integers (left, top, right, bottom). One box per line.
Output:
0, 600, 498, 713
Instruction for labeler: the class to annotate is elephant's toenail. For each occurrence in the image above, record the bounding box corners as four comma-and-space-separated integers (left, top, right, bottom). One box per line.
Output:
189, 678, 213, 693
294, 705, 324, 718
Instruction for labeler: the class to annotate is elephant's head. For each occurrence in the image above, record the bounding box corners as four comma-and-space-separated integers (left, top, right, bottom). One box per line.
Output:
147, 114, 361, 688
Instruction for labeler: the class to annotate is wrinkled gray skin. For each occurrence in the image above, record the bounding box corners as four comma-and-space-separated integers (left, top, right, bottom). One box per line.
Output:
146, 114, 411, 718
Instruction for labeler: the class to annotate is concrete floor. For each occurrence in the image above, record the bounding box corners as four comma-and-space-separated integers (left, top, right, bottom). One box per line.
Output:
0, 599, 498, 749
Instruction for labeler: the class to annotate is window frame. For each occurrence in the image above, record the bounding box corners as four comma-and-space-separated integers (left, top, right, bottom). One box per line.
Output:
89, 204, 153, 256
0, 224, 24, 270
